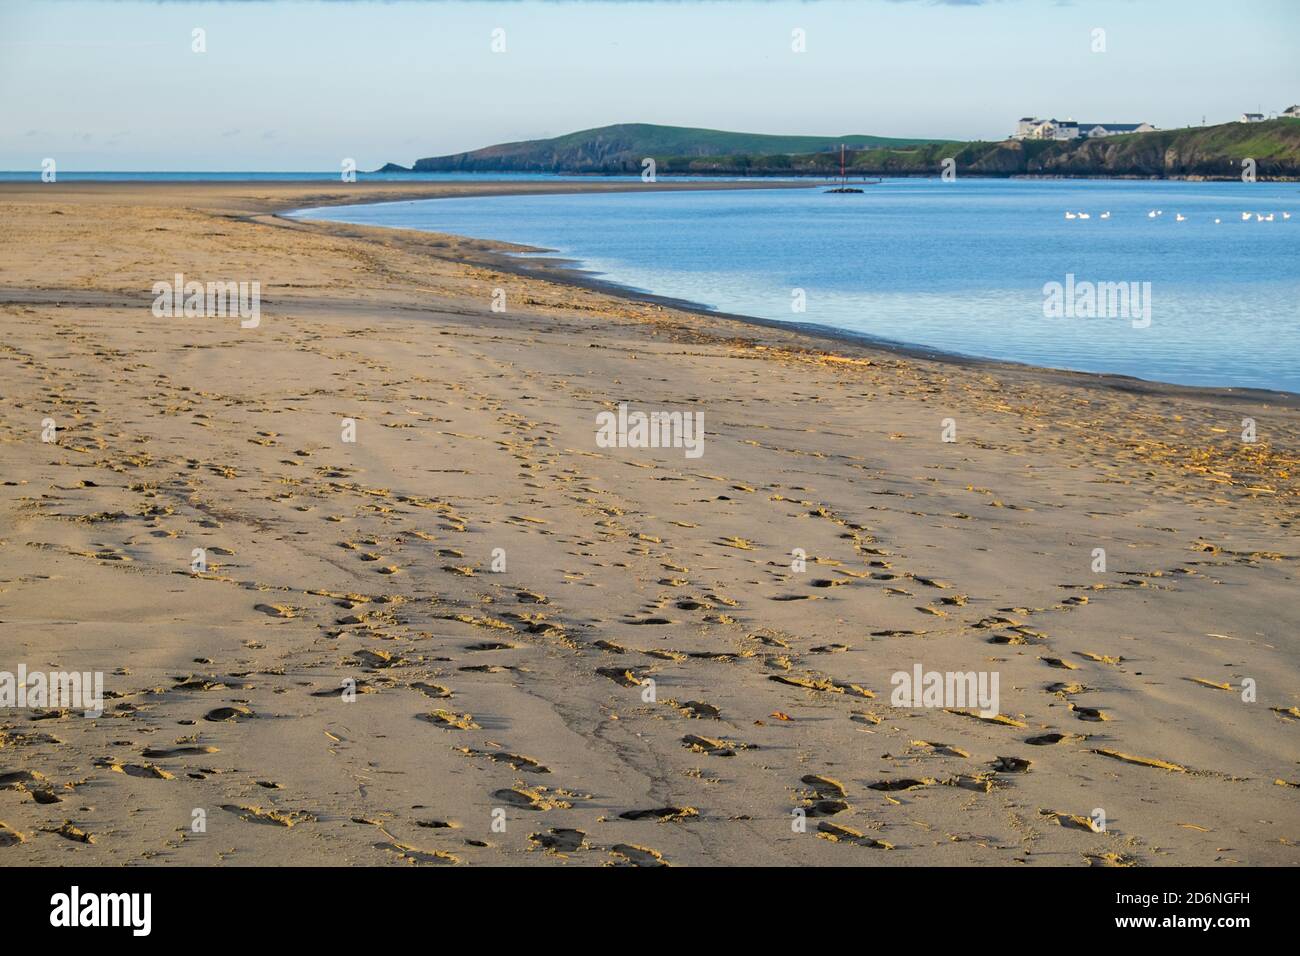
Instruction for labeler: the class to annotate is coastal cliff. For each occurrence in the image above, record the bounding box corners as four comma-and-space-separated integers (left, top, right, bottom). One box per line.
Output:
384, 119, 1300, 180
388, 123, 950, 174
660, 120, 1300, 179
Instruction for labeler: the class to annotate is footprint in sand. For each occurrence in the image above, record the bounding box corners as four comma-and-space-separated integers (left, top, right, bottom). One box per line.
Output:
1025, 732, 1085, 746
419, 710, 480, 730
800, 774, 848, 799
910, 740, 970, 758
529, 828, 587, 853
39, 820, 95, 843
1038, 809, 1099, 833
817, 822, 893, 849
682, 734, 751, 757
1068, 703, 1110, 722
618, 807, 699, 822
991, 756, 1032, 772
491, 787, 574, 811
1076, 652, 1124, 665
596, 666, 648, 687
868, 778, 936, 792
375, 841, 460, 865
311, 681, 376, 698
454, 747, 550, 774
221, 805, 317, 827
769, 674, 874, 698
106, 762, 175, 780
204, 705, 254, 722
254, 603, 297, 619
354, 649, 407, 668
1, 770, 62, 804
0, 770, 49, 791
666, 699, 721, 719
945, 709, 1026, 728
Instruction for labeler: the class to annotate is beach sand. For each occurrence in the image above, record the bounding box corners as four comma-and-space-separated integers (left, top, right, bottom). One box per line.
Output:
0, 181, 1296, 866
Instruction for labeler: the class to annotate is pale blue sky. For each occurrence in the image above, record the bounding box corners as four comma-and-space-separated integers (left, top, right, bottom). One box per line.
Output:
1, 0, 1296, 170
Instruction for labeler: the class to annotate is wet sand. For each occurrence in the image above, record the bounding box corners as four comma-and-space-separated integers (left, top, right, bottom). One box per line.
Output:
0, 181, 1296, 866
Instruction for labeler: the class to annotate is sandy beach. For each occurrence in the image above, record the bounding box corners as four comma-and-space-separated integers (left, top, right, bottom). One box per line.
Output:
0, 180, 1296, 867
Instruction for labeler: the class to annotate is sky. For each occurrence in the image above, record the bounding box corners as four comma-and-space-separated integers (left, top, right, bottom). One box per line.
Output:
0, 0, 1296, 170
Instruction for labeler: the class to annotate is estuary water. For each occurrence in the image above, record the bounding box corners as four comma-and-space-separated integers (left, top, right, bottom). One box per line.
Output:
294, 179, 1299, 392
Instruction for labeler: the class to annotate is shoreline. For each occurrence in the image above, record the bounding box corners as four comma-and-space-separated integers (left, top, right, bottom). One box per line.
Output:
381, 170, 1300, 183
280, 187, 1300, 406
4, 176, 1295, 406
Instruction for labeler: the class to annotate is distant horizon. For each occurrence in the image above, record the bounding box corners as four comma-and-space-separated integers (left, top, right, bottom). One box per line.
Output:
2, 0, 1296, 171
4, 113, 1297, 175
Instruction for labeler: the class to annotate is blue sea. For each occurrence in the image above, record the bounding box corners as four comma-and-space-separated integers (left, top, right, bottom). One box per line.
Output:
293, 179, 1299, 393
0, 171, 738, 183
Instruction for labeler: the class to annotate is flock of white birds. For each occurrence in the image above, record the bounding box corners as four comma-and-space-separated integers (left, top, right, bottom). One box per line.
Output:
1064, 209, 1292, 223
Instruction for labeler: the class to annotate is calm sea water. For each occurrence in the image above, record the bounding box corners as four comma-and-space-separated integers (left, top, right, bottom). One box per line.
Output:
0, 171, 759, 183
295, 179, 1300, 393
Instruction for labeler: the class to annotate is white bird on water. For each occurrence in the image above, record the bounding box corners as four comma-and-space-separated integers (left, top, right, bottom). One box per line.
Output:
1214, 218, 1221, 224
1100, 211, 1111, 219
1175, 213, 1187, 222
1079, 212, 1091, 219
1242, 212, 1252, 221
1265, 213, 1275, 222
1147, 210, 1158, 218
1284, 212, 1292, 220
1065, 211, 1077, 220
1256, 213, 1265, 222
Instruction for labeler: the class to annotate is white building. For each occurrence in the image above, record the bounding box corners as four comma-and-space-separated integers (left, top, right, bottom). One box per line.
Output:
1015, 118, 1079, 141
1013, 117, 1154, 140
1015, 116, 1044, 138
1240, 113, 1265, 123
1080, 122, 1156, 138
1280, 105, 1298, 118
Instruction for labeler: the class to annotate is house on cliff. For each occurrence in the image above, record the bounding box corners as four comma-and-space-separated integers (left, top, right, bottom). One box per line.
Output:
1014, 118, 1154, 141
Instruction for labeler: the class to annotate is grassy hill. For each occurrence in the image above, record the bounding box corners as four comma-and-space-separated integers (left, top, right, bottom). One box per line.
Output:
381, 119, 1300, 180
390, 123, 953, 173
653, 119, 1300, 179
1029, 119, 1300, 178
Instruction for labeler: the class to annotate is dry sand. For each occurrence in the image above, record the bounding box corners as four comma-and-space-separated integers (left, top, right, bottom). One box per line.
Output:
0, 181, 1296, 867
